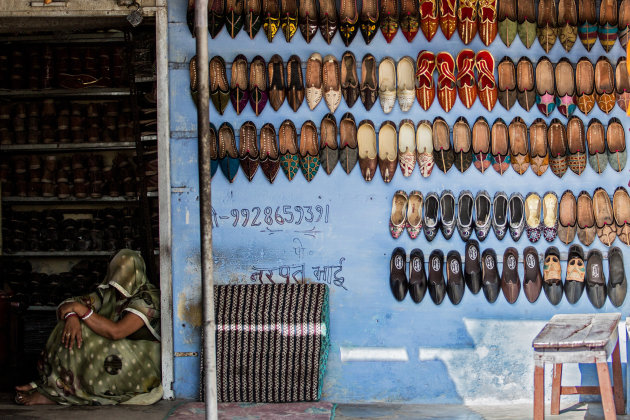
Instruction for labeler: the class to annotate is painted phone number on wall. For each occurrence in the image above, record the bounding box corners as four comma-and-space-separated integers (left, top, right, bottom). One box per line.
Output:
211, 205, 330, 228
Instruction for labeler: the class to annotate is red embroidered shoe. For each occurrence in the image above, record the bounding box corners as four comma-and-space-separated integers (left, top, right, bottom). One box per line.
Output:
457, 0, 478, 44
416, 50, 436, 111
439, 0, 457, 39
436, 52, 456, 112
475, 50, 498, 111
420, 0, 439, 40
456, 49, 477, 108
478, 0, 498, 45
400, 0, 420, 41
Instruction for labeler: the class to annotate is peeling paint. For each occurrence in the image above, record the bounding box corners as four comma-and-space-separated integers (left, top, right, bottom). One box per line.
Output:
177, 290, 202, 328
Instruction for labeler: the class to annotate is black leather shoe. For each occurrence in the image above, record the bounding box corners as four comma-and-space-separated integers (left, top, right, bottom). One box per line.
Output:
464, 239, 482, 294
409, 248, 427, 303
543, 246, 563, 305
424, 192, 441, 241
440, 190, 456, 239
565, 244, 585, 304
475, 190, 492, 241
523, 246, 543, 303
492, 191, 508, 240
446, 250, 465, 305
457, 190, 474, 241
390, 247, 408, 301
481, 248, 500, 303
501, 247, 521, 303
586, 249, 606, 308
428, 249, 446, 304
607, 246, 627, 307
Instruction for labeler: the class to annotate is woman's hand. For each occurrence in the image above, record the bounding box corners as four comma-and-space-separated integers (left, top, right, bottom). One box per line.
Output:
62, 316, 83, 350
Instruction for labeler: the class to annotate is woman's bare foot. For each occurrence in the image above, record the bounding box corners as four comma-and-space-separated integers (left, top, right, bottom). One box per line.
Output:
15, 391, 55, 405
15, 383, 35, 392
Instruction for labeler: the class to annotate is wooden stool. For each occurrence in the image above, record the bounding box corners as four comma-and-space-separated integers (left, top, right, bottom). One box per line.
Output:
532, 313, 624, 420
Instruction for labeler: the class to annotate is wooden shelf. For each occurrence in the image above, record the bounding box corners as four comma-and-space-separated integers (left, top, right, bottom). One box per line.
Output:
1, 251, 114, 257
0, 142, 136, 153
2, 196, 138, 204
0, 88, 129, 98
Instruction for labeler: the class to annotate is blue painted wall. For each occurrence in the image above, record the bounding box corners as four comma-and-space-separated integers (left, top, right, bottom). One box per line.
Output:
168, 0, 630, 403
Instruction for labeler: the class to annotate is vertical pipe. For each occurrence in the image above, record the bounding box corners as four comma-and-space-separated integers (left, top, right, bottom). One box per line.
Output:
194, 1, 218, 419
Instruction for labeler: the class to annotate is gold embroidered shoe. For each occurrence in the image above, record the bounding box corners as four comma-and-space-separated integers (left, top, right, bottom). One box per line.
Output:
262, 0, 281, 41
478, 0, 498, 45
419, 0, 439, 41
439, 0, 458, 39
280, 0, 298, 41
401, 0, 420, 41
457, 0, 478, 44
339, 0, 359, 45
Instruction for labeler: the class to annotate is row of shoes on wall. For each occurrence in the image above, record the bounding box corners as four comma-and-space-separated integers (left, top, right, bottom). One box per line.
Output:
212, 116, 626, 183
189, 0, 630, 51
193, 50, 499, 115
1, 208, 142, 254
0, 46, 127, 90
498, 0, 630, 51
0, 100, 134, 146
498, 56, 629, 115
389, 187, 630, 246
0, 154, 138, 199
389, 242, 627, 307
2, 260, 108, 307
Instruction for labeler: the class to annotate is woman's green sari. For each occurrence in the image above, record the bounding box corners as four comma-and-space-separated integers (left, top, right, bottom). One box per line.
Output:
35, 249, 162, 405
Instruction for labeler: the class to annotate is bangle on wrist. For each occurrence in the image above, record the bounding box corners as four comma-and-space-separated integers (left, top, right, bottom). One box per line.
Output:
64, 311, 78, 320
81, 308, 94, 321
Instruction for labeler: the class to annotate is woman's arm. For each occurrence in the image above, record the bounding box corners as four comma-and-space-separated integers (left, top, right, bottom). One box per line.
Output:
69, 303, 145, 341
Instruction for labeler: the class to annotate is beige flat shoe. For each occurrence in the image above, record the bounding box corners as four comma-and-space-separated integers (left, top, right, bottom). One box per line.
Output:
378, 120, 398, 182
305, 53, 323, 110
398, 119, 416, 176
397, 56, 415, 112
322, 55, 341, 113
379, 57, 397, 113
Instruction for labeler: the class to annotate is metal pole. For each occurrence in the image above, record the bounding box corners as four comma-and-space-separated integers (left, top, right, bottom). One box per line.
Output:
194, 1, 218, 419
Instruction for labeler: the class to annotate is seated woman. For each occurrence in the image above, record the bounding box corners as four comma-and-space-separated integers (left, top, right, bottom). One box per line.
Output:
15, 249, 162, 405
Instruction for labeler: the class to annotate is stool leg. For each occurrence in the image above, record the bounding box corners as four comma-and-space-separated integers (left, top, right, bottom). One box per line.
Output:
612, 340, 625, 415
534, 364, 545, 420
551, 364, 563, 415
597, 362, 617, 420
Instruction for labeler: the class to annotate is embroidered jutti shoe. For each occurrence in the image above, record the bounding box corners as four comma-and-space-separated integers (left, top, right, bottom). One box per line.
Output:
260, 123, 280, 183
615, 57, 630, 112
262, 0, 280, 41
416, 50, 436, 111
558, 191, 577, 244
436, 52, 456, 113
280, 0, 298, 41
529, 118, 549, 176
319, 113, 339, 175
595, 56, 616, 114
491, 118, 510, 174
299, 120, 320, 182
554, 58, 577, 117
576, 57, 596, 115
230, 54, 249, 115
557, 0, 578, 51
209, 0, 226, 38
587, 119, 607, 173
509, 116, 530, 175
497, 0, 517, 46
475, 50, 497, 111
279, 120, 299, 181
619, 0, 630, 48
400, 0, 420, 41
517, 0, 537, 47
457, 0, 478, 44
416, 120, 434, 177
210, 56, 230, 115
432, 117, 454, 173
453, 117, 473, 172
497, 56, 517, 110
358, 120, 378, 181
606, 118, 626, 172
245, 0, 262, 39
535, 57, 555, 117
478, 0, 498, 45
218, 122, 240, 183
439, 0, 457, 39
537, 0, 558, 52
380, 0, 400, 42
339, 0, 359, 45
567, 116, 587, 175
398, 119, 416, 176
593, 187, 617, 246
613, 187, 630, 246
339, 113, 358, 174
226, 0, 244, 38
239, 121, 259, 182
419, 0, 439, 41
516, 57, 535, 111
360, 0, 379, 43
598, 0, 618, 52
299, 0, 318, 42
578, 0, 598, 50
456, 49, 477, 108
472, 117, 492, 173
378, 120, 399, 183
548, 119, 568, 178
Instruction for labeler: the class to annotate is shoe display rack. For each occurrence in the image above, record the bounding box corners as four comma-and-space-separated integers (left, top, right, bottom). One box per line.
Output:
0, 27, 160, 312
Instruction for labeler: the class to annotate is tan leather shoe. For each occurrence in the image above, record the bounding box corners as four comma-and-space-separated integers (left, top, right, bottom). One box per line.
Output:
615, 57, 630, 112
508, 116, 529, 174
322, 55, 341, 113
537, 0, 558, 52
577, 191, 596, 246
378, 120, 398, 182
305, 53, 322, 110
548, 118, 568, 178
558, 190, 577, 244
529, 118, 549, 176
595, 56, 616, 114
593, 187, 617, 246
576, 57, 596, 115
358, 120, 378, 181
613, 187, 630, 245
567, 116, 586, 175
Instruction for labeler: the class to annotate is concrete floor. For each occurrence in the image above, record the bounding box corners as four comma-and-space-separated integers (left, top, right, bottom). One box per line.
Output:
1, 392, 629, 420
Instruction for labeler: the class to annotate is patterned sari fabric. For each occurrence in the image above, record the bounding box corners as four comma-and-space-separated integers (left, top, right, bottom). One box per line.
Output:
35, 250, 162, 405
